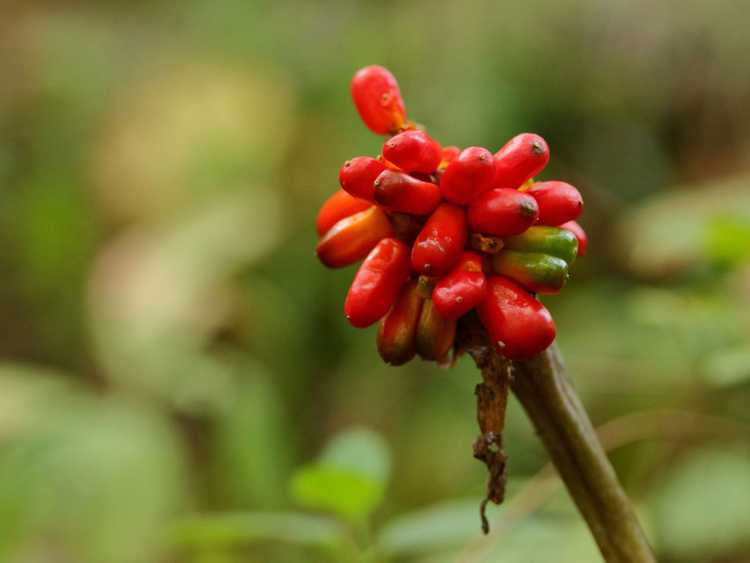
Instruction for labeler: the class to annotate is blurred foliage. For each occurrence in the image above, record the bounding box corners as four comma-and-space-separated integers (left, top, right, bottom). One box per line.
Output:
0, 0, 749, 562
290, 428, 390, 524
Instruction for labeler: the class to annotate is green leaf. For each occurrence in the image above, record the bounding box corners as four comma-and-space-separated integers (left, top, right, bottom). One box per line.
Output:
170, 511, 344, 549
290, 465, 384, 523
705, 215, 750, 267
289, 427, 391, 522
651, 449, 750, 558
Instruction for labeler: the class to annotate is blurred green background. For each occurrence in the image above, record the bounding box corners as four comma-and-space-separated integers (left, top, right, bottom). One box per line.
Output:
1, 1, 749, 562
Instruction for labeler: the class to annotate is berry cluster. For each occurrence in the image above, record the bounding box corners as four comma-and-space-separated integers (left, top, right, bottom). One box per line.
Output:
316, 65, 587, 363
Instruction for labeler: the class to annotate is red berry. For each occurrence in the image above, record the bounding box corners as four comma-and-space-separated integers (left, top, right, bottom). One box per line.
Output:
527, 181, 583, 226
439, 146, 495, 205
382, 130, 442, 173
468, 188, 539, 237
316, 189, 372, 236
373, 170, 441, 215
432, 251, 487, 320
377, 279, 424, 366
344, 238, 412, 328
440, 146, 461, 166
559, 220, 587, 256
339, 156, 386, 201
411, 203, 468, 276
316, 206, 394, 268
350, 65, 407, 135
378, 155, 403, 171
493, 133, 550, 189
415, 297, 456, 361
477, 276, 556, 360
388, 212, 424, 244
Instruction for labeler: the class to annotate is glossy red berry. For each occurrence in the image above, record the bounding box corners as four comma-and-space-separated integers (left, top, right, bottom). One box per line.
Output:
382, 130, 442, 173
477, 276, 556, 360
415, 297, 456, 362
339, 156, 386, 201
316, 206, 394, 268
468, 188, 539, 237
432, 251, 487, 320
560, 220, 587, 256
345, 238, 411, 328
439, 146, 495, 205
492, 133, 550, 190
316, 189, 372, 236
439, 146, 461, 167
351, 65, 407, 135
411, 203, 468, 276
377, 279, 424, 366
373, 170, 441, 215
527, 181, 583, 226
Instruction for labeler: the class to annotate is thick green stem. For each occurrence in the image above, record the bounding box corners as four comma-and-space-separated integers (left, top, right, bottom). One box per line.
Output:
510, 343, 656, 563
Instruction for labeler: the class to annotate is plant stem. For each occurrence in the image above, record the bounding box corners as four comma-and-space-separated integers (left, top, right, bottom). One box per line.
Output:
510, 343, 656, 563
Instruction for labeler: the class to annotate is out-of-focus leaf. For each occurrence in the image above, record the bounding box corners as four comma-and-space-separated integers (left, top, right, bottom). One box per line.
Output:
290, 428, 391, 522
93, 60, 294, 223
376, 498, 483, 556
0, 363, 75, 440
319, 427, 390, 483
549, 282, 746, 395
625, 288, 693, 328
88, 191, 282, 412
466, 517, 601, 563
617, 176, 750, 279
651, 449, 750, 559
170, 511, 344, 549
0, 395, 187, 563
379, 498, 602, 563
624, 287, 746, 367
290, 465, 383, 523
705, 215, 750, 267
702, 347, 750, 387
213, 363, 294, 509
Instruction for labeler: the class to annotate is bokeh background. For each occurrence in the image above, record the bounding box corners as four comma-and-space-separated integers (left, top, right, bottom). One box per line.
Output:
1, 1, 750, 562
